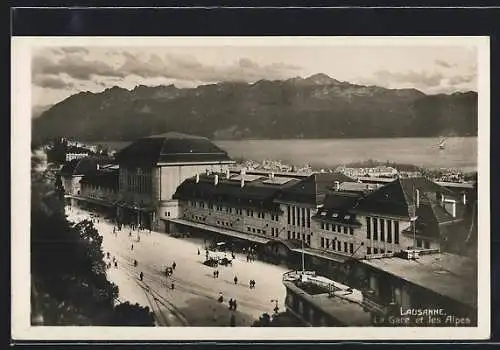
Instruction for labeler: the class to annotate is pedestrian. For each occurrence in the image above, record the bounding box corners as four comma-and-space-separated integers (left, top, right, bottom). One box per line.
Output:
216, 270, 219, 278
249, 280, 253, 289
213, 270, 217, 279
218, 292, 223, 303
231, 252, 235, 260
246, 255, 249, 262
114, 261, 118, 268
228, 298, 233, 310
171, 282, 175, 290
134, 259, 138, 267
129, 231, 132, 237
113, 227, 116, 234
172, 261, 176, 270
234, 276, 238, 285
131, 244, 134, 251
139, 272, 144, 281
252, 280, 256, 289
197, 248, 200, 255
233, 299, 238, 311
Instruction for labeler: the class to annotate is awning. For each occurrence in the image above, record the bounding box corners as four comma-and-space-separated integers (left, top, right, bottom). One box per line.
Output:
70, 195, 116, 207
166, 218, 271, 244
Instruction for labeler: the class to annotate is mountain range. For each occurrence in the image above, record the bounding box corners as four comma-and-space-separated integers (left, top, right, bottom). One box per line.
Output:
32, 73, 478, 143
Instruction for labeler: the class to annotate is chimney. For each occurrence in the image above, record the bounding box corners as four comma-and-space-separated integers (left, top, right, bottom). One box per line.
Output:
241, 178, 245, 188
415, 189, 420, 208
462, 192, 467, 205
334, 181, 340, 191
196, 173, 200, 183
214, 174, 219, 186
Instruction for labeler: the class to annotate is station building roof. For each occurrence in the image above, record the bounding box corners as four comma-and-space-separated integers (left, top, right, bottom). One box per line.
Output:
115, 132, 233, 166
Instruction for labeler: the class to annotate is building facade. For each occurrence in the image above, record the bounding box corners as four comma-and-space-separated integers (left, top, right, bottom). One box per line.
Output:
114, 132, 235, 230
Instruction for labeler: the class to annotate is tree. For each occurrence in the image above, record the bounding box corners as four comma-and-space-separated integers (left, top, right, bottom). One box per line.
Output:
31, 149, 155, 326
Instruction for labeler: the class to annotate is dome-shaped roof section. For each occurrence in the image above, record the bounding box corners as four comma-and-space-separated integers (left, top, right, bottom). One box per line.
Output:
116, 132, 233, 166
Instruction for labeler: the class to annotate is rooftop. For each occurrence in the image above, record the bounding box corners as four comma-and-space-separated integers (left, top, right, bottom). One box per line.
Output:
116, 132, 234, 166
274, 172, 354, 206
362, 253, 477, 309
173, 172, 300, 210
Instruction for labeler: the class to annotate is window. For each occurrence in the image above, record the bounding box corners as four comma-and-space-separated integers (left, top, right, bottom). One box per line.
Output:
302, 233, 305, 241
394, 221, 400, 244
248, 227, 251, 232
343, 226, 348, 234
321, 222, 325, 230
262, 230, 266, 235
373, 218, 378, 240
349, 243, 354, 254
287, 231, 291, 239
326, 238, 330, 249
307, 235, 311, 245
321, 237, 325, 248
307, 209, 311, 228
380, 249, 385, 254
367, 247, 372, 254
374, 248, 378, 254
257, 229, 261, 234
387, 219, 392, 243
326, 223, 330, 231
287, 206, 291, 224
424, 240, 430, 249
292, 206, 296, 226
388, 250, 392, 254
337, 241, 341, 251
380, 219, 385, 242
366, 217, 371, 239
252, 228, 256, 233
416, 239, 422, 248
344, 242, 348, 253
349, 227, 354, 235
301, 208, 306, 227
332, 225, 336, 232
217, 220, 220, 224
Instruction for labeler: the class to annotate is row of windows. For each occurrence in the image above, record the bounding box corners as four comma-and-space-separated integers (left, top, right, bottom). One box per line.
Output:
320, 237, 354, 254
320, 222, 354, 235
287, 206, 311, 228
366, 247, 393, 255
247, 226, 267, 235
270, 227, 280, 237
217, 220, 233, 228
191, 215, 206, 222
189, 201, 264, 218
122, 168, 151, 194
287, 231, 312, 245
366, 217, 400, 244
270, 214, 279, 222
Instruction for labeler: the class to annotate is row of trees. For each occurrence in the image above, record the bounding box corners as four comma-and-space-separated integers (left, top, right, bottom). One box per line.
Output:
31, 150, 154, 326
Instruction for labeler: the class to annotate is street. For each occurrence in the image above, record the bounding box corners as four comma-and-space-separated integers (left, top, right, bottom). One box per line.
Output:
66, 206, 288, 327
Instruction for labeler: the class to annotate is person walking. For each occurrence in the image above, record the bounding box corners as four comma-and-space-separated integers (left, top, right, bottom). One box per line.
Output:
233, 299, 238, 311
216, 270, 219, 278
131, 244, 134, 251
139, 272, 144, 281
234, 276, 238, 285
218, 292, 223, 303
213, 270, 217, 279
228, 298, 233, 310
197, 248, 200, 256
172, 261, 177, 270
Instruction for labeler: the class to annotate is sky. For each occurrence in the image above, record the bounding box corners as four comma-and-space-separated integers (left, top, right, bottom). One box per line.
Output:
31, 42, 478, 107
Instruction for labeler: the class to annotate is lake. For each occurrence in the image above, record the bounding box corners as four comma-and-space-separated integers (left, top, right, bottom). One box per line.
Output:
90, 137, 478, 172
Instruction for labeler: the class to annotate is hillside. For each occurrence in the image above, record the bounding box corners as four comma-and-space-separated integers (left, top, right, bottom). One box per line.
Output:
32, 74, 478, 142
